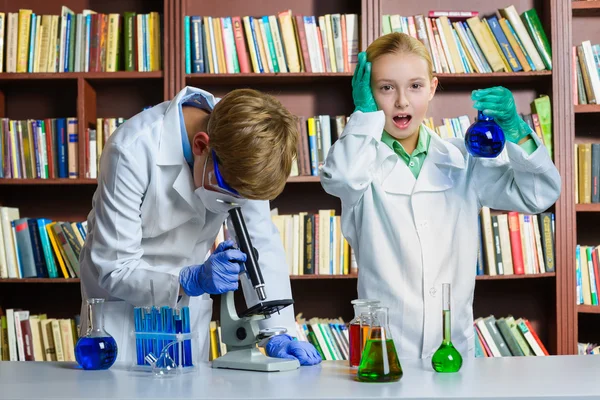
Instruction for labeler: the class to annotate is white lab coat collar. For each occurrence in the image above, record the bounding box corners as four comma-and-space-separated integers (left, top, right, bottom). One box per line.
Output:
156, 86, 219, 219
381, 124, 466, 195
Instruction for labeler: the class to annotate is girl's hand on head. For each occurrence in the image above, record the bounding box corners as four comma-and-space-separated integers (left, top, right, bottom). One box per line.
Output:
352, 52, 378, 113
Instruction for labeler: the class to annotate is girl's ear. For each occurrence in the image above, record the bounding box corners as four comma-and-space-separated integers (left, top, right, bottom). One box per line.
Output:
429, 77, 439, 101
192, 131, 210, 156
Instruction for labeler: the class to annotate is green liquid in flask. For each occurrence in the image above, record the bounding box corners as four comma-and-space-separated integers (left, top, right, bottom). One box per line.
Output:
357, 338, 403, 383
431, 309, 463, 373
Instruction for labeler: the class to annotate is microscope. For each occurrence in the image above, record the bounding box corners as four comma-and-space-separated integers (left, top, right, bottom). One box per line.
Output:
211, 206, 300, 372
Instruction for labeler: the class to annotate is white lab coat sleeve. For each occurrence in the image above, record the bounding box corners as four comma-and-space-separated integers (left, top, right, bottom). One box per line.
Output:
320, 110, 389, 207
239, 199, 298, 337
89, 143, 182, 307
470, 132, 562, 213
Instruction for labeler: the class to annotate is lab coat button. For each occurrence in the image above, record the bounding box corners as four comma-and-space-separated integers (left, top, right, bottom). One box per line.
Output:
429, 288, 436, 297
409, 161, 415, 167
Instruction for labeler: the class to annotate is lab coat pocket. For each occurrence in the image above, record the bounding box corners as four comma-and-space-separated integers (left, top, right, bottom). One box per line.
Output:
101, 300, 135, 365
187, 294, 214, 363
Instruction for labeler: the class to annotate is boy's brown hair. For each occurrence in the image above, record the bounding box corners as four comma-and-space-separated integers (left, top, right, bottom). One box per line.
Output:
208, 88, 298, 200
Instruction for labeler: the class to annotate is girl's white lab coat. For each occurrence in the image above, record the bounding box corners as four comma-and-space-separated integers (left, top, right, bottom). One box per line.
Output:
321, 110, 561, 359
78, 86, 296, 365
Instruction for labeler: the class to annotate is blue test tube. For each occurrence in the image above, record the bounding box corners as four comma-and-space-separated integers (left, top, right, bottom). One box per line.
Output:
134, 307, 143, 365
144, 308, 152, 362
165, 307, 174, 361
181, 306, 192, 367
174, 310, 183, 366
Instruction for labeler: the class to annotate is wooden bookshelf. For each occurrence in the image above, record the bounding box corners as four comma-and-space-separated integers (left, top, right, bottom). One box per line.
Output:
574, 104, 600, 114
0, 278, 80, 283
0, 0, 581, 358
573, 0, 600, 352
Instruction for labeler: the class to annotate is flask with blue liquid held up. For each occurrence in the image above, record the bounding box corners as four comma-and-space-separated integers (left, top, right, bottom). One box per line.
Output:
75, 298, 118, 370
464, 110, 505, 158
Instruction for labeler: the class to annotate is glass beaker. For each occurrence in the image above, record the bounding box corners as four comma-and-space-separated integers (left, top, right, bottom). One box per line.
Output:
75, 298, 118, 370
357, 307, 403, 383
431, 283, 463, 373
348, 299, 380, 368
464, 110, 505, 158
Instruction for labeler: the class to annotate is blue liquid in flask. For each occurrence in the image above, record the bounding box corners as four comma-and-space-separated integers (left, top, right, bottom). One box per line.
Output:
75, 298, 118, 370
464, 111, 505, 158
75, 336, 118, 370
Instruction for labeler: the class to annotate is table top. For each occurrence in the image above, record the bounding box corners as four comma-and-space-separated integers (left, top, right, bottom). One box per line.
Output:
2, 355, 600, 400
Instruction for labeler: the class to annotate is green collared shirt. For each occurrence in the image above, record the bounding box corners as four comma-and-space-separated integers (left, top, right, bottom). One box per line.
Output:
381, 125, 430, 179
381, 126, 538, 179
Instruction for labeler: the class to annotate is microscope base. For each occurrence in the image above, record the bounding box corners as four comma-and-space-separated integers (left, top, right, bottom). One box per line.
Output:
212, 347, 300, 372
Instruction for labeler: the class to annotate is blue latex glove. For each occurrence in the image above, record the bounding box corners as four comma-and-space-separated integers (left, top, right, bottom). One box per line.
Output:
471, 86, 531, 144
352, 52, 378, 113
266, 334, 322, 366
179, 240, 247, 297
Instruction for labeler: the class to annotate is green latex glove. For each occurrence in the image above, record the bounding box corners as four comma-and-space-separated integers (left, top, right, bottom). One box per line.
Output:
471, 86, 531, 144
352, 52, 378, 113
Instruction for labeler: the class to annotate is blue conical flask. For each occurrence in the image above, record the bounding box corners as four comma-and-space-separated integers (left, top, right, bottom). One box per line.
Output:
464, 111, 505, 158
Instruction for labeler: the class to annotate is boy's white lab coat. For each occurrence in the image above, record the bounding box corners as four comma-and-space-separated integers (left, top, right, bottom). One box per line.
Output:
321, 110, 561, 359
79, 87, 296, 365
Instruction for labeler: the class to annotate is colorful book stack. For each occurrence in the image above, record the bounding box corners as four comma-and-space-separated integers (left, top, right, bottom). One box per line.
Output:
0, 307, 79, 362
573, 40, 600, 105
0, 6, 161, 73
0, 206, 86, 280
382, 5, 552, 74
211, 212, 356, 277
184, 10, 360, 74
477, 207, 555, 277
295, 315, 348, 361
578, 342, 600, 355
574, 142, 600, 205
575, 244, 600, 307
474, 314, 548, 357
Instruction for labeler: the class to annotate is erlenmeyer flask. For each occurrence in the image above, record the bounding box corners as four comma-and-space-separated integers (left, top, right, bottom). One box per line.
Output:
357, 307, 403, 383
464, 110, 505, 158
75, 298, 118, 370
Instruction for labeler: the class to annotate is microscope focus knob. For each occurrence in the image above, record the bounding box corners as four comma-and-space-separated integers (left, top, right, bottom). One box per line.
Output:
236, 327, 247, 340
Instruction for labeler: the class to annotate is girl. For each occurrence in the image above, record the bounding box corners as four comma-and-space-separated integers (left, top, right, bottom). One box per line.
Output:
320, 33, 561, 359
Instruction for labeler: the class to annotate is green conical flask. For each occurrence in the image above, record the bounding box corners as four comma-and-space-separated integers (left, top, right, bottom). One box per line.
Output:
432, 283, 463, 373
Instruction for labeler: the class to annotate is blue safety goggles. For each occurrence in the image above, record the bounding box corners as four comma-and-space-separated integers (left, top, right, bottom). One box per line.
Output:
208, 150, 243, 198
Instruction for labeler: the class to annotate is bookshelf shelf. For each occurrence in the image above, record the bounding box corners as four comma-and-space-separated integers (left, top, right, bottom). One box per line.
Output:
574, 104, 600, 114
578, 305, 600, 314
0, 72, 163, 81
475, 273, 556, 281
291, 275, 357, 280
0, 177, 318, 185
185, 72, 353, 85
573, 1, 600, 13
575, 204, 600, 212
287, 176, 320, 183
434, 71, 552, 85
0, 278, 80, 283
0, 178, 97, 185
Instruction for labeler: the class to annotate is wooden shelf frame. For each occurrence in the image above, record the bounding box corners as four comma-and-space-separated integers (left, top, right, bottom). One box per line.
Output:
577, 305, 600, 314
574, 105, 600, 114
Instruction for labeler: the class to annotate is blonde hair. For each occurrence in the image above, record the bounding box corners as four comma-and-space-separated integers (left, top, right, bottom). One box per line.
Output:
366, 32, 434, 79
207, 88, 298, 201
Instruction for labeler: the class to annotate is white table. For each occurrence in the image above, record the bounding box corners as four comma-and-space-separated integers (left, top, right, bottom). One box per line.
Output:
1, 355, 600, 399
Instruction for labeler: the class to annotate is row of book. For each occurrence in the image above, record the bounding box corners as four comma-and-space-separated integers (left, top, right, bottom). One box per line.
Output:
474, 314, 548, 357
576, 244, 600, 306
0, 116, 125, 180
185, 11, 359, 75
575, 143, 600, 205
573, 41, 600, 105
0, 206, 85, 280
578, 342, 600, 355
0, 308, 79, 362
211, 210, 357, 277
477, 208, 555, 277
382, 5, 551, 75
1, 7, 161, 73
